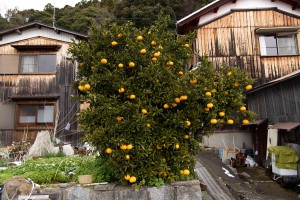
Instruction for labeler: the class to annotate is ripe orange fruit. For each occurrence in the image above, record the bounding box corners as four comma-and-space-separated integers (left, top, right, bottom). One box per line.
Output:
189, 79, 197, 84
118, 88, 125, 93
120, 144, 127, 150
105, 148, 112, 154
125, 155, 130, 160
219, 119, 224, 123
180, 95, 188, 101
163, 104, 169, 109
184, 44, 190, 48
78, 85, 84, 91
183, 169, 190, 176
153, 52, 160, 57
175, 143, 180, 149
174, 98, 181, 103
118, 63, 124, 68
166, 61, 174, 66
151, 40, 156, 46
79, 63, 84, 67
129, 176, 137, 183
179, 170, 184, 175
210, 119, 217, 124
152, 57, 157, 62
140, 49, 147, 54
207, 103, 213, 108
245, 85, 252, 91
227, 119, 234, 125
115, 116, 122, 121
240, 106, 246, 111
234, 82, 239, 87
101, 59, 107, 64
211, 89, 217, 93
129, 94, 136, 99
162, 172, 168, 177
178, 71, 184, 76
124, 174, 130, 180
117, 33, 123, 38
224, 91, 229, 95
126, 144, 133, 150
156, 144, 162, 149
129, 62, 135, 68
141, 109, 148, 114
111, 41, 118, 46
205, 92, 211, 97
227, 72, 232, 76
184, 134, 190, 139
172, 103, 177, 107
137, 35, 143, 41
204, 107, 210, 112
243, 119, 250, 124
146, 123, 151, 127
218, 112, 225, 117
185, 120, 191, 127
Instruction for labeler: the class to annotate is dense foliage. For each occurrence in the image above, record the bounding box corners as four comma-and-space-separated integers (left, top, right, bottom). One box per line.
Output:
69, 16, 255, 186
0, 156, 112, 184
0, 0, 213, 33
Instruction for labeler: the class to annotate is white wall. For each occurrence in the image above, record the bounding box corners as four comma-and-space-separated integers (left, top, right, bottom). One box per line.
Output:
198, 0, 300, 26
202, 130, 253, 149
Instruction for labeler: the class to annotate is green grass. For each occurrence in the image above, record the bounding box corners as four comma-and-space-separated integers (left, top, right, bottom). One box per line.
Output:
0, 156, 115, 185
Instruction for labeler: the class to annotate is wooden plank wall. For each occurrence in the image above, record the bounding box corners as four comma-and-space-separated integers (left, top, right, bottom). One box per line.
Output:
197, 10, 300, 86
0, 37, 82, 145
247, 76, 300, 124
56, 57, 82, 145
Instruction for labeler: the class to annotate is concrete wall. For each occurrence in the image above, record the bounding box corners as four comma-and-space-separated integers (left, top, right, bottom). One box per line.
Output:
2, 180, 202, 200
202, 131, 253, 150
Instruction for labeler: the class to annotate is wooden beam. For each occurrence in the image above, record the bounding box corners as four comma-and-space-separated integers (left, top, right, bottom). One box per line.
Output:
15, 29, 22, 35
271, 0, 276, 2
292, 3, 299, 10
213, 7, 219, 13
232, 0, 237, 3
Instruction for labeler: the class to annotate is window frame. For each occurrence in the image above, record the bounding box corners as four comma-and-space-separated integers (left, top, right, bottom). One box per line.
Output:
16, 101, 56, 128
259, 33, 299, 56
19, 54, 57, 74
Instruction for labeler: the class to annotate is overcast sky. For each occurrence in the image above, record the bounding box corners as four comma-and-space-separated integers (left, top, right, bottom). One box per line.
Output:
0, 0, 82, 17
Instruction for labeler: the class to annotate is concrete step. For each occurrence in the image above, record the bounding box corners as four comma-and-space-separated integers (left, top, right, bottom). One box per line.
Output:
195, 164, 232, 200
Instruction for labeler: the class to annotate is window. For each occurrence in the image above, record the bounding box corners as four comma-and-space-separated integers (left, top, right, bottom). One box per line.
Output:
259, 34, 298, 56
20, 54, 56, 73
17, 103, 55, 126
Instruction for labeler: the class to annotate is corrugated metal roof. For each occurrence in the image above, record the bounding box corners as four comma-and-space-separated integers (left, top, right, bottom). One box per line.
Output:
269, 122, 300, 132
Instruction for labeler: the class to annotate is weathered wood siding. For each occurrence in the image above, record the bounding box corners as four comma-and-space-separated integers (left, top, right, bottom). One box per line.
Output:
0, 37, 82, 146
247, 75, 300, 124
197, 10, 300, 86
0, 37, 71, 64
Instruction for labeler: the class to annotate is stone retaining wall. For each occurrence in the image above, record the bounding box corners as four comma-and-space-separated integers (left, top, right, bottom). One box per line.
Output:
2, 179, 202, 200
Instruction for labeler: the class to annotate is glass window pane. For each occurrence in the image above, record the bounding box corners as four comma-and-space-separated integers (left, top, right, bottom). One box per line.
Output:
277, 35, 297, 55
264, 36, 277, 48
19, 105, 35, 123
265, 48, 278, 56
39, 55, 56, 73
259, 36, 277, 55
21, 55, 38, 73
37, 105, 54, 123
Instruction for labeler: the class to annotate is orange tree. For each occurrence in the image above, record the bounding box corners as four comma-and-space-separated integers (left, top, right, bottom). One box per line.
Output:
69, 16, 255, 186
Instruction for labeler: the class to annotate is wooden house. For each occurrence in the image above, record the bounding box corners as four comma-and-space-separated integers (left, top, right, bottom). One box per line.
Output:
177, 0, 300, 166
0, 22, 88, 147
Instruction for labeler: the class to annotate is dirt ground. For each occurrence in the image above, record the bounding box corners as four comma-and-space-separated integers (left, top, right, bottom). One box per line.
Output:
197, 150, 300, 200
